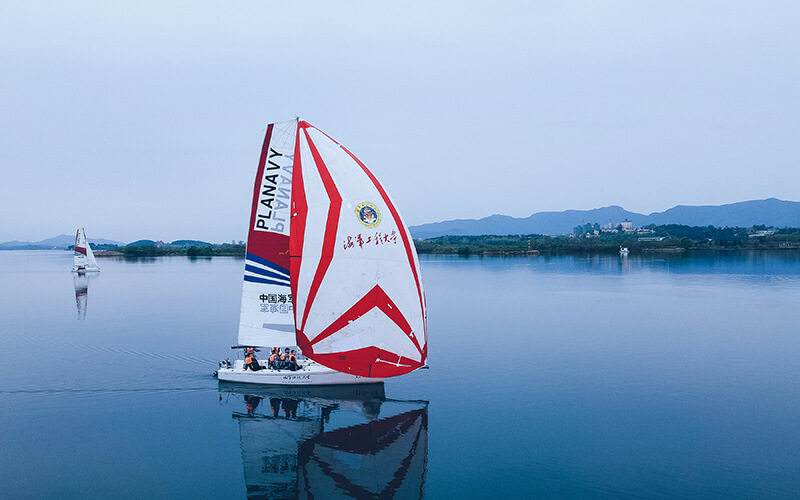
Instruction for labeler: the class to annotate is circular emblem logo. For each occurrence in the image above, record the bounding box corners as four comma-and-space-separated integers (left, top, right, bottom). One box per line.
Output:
355, 202, 381, 228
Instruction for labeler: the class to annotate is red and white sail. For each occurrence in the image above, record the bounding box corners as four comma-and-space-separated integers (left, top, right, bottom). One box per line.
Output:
238, 122, 297, 347
289, 121, 427, 378
239, 120, 427, 378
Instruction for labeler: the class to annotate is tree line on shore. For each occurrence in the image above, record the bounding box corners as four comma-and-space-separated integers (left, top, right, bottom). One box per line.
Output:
93, 242, 246, 257
87, 224, 800, 258
413, 225, 800, 255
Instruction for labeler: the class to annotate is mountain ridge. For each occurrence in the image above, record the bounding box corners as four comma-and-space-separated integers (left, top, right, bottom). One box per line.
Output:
3, 199, 799, 246
409, 198, 800, 238
0, 234, 125, 250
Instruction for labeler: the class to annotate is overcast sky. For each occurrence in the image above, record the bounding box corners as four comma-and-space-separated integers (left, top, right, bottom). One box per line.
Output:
2, 1, 798, 243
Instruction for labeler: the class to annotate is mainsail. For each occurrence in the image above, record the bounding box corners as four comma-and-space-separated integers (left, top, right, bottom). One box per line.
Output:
73, 228, 99, 270
238, 122, 297, 347
239, 120, 427, 378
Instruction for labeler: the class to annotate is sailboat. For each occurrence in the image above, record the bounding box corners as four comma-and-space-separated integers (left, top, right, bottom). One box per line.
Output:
216, 120, 427, 386
72, 227, 100, 273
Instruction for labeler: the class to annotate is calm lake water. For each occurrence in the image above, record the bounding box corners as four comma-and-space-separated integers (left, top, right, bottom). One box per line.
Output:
2, 250, 800, 498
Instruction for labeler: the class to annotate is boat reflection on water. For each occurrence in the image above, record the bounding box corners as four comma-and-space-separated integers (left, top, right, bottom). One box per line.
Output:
219, 383, 428, 499
72, 272, 98, 320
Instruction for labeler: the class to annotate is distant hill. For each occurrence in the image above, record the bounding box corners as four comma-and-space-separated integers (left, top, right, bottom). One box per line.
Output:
170, 240, 213, 247
126, 239, 158, 247
644, 199, 800, 227
0, 240, 35, 249
0, 234, 124, 250
123, 240, 214, 248
410, 198, 800, 238
0, 235, 217, 250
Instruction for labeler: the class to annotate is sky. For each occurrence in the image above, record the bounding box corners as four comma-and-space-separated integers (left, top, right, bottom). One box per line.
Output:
1, 1, 798, 243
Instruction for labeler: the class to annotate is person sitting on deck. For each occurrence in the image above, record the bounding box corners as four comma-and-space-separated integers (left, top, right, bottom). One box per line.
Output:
244, 347, 258, 365
287, 349, 301, 371
244, 352, 262, 371
268, 348, 281, 370
280, 348, 291, 369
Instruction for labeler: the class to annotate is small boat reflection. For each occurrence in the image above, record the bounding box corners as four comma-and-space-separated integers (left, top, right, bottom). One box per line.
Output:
219, 382, 428, 499
72, 271, 98, 320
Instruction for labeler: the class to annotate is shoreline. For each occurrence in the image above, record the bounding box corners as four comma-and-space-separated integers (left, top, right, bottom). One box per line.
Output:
415, 246, 800, 257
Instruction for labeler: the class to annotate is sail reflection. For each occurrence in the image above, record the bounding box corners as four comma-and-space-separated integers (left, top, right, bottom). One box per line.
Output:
72, 272, 98, 320
219, 383, 428, 499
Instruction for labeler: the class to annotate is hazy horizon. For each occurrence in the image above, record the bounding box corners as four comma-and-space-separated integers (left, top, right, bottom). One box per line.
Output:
4, 196, 797, 245
3, 2, 798, 242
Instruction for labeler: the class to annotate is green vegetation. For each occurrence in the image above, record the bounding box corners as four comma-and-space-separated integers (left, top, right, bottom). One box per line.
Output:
98, 243, 247, 258
68, 243, 120, 251
93, 225, 800, 259
414, 225, 800, 255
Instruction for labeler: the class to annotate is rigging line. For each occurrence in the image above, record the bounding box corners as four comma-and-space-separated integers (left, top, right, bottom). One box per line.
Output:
272, 120, 296, 151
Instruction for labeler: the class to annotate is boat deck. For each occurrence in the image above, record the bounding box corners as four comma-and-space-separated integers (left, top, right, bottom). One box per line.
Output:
216, 359, 384, 386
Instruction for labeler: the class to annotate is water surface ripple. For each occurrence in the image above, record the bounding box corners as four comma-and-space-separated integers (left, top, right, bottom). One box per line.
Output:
1, 251, 799, 498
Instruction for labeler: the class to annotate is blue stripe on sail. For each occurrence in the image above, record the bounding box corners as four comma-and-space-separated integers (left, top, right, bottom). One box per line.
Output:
243, 275, 291, 287
244, 264, 290, 283
244, 273, 290, 287
246, 253, 289, 276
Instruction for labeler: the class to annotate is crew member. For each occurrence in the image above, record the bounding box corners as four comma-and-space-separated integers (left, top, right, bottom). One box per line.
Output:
269, 348, 281, 370
288, 349, 301, 371
281, 348, 291, 368
245, 352, 262, 371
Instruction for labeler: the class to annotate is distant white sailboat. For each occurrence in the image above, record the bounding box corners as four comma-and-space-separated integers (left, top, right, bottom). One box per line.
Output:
216, 119, 427, 385
619, 246, 629, 257
72, 228, 100, 273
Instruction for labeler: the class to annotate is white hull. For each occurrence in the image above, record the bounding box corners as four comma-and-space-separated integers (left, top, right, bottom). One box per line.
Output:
217, 359, 384, 386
